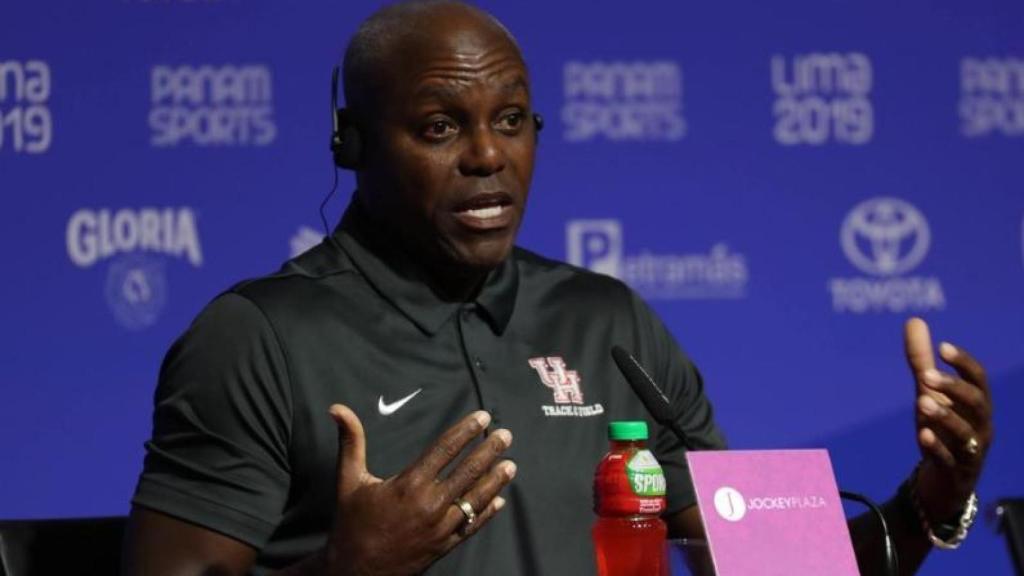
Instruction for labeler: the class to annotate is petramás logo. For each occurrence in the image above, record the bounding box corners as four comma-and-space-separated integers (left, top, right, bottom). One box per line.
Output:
829, 197, 945, 313
149, 64, 276, 147
0, 60, 52, 154
772, 52, 873, 146
66, 207, 202, 330
562, 60, 685, 142
566, 219, 747, 300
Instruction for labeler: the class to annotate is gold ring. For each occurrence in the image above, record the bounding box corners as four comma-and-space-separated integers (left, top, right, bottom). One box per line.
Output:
455, 498, 477, 526
965, 437, 980, 456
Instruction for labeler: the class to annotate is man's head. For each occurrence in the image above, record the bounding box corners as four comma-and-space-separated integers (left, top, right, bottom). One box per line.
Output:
341, 1, 537, 284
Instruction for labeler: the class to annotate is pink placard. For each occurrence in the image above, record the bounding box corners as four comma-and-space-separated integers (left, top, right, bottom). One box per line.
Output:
686, 449, 860, 576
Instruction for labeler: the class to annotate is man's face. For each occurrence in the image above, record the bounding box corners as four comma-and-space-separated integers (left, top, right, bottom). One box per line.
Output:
359, 19, 536, 274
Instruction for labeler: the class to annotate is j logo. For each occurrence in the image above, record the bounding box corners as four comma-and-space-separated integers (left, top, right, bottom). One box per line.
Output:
713, 486, 747, 522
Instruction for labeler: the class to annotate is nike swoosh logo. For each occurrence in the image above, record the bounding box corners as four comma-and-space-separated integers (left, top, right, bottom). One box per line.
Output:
378, 388, 423, 416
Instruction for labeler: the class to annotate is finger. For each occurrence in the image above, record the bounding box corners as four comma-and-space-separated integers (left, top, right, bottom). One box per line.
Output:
441, 428, 513, 501
329, 404, 369, 497
442, 459, 517, 535
939, 342, 991, 399
918, 395, 979, 458
441, 495, 508, 551
919, 427, 956, 468
409, 411, 491, 481
904, 317, 936, 382
921, 370, 989, 425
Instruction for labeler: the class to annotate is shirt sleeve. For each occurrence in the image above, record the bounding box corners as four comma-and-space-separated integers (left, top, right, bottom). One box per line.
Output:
628, 292, 727, 515
132, 291, 293, 548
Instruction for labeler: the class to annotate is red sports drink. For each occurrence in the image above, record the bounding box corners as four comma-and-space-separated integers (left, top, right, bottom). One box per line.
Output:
593, 421, 669, 576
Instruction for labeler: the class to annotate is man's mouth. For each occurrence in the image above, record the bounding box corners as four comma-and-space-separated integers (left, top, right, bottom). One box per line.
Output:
451, 193, 515, 231
462, 205, 506, 219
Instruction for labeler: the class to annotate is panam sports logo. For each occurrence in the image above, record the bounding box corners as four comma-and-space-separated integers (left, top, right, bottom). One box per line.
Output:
66, 207, 203, 330
772, 52, 873, 146
960, 57, 1024, 138
828, 197, 945, 313
567, 219, 747, 300
149, 64, 276, 147
0, 60, 52, 154
562, 61, 685, 142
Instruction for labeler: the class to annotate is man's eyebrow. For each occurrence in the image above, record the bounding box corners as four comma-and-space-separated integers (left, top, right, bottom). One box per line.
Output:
500, 77, 529, 97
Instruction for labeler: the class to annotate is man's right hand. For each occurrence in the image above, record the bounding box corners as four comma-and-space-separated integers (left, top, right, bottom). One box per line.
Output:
325, 404, 516, 576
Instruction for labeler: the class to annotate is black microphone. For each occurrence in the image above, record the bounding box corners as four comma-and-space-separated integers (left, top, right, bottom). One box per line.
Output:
610, 345, 695, 451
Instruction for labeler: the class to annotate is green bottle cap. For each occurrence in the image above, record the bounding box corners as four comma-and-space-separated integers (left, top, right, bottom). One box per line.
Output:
608, 421, 648, 441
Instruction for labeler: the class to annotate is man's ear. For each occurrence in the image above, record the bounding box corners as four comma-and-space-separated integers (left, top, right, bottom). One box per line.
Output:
332, 108, 363, 170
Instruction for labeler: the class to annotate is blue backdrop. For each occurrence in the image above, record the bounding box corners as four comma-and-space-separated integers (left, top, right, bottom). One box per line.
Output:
2, 1, 1022, 574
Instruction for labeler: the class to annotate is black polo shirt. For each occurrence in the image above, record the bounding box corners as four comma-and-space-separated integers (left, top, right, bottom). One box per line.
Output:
133, 202, 726, 575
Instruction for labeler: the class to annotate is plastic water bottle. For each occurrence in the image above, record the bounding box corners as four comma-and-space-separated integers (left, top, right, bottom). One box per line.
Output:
593, 421, 669, 576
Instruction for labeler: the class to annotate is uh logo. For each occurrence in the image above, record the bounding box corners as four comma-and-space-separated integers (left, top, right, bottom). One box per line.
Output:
527, 356, 604, 418
528, 357, 584, 405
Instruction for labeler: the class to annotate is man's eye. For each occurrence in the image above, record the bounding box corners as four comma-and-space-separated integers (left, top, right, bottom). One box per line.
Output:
423, 120, 457, 139
497, 112, 524, 132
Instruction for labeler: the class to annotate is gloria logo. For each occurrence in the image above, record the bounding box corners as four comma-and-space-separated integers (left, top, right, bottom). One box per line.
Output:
66, 207, 203, 330
829, 197, 945, 313
149, 64, 276, 147
0, 60, 52, 154
960, 57, 1024, 138
562, 60, 685, 142
771, 52, 873, 146
566, 219, 747, 300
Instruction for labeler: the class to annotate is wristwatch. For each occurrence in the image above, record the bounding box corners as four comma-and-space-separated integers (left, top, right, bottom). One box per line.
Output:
904, 462, 979, 550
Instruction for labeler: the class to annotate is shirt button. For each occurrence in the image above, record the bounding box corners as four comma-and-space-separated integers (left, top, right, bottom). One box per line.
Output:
474, 357, 487, 371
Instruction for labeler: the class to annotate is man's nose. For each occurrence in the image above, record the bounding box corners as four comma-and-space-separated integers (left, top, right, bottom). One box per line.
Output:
459, 125, 506, 176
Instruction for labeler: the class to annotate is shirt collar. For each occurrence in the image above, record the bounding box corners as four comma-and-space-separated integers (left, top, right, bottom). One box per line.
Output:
331, 199, 519, 337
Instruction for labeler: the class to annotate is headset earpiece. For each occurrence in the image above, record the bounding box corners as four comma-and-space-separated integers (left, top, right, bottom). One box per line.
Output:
332, 109, 363, 169
330, 66, 362, 170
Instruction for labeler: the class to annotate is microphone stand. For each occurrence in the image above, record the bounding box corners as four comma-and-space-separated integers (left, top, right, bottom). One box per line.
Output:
839, 490, 899, 576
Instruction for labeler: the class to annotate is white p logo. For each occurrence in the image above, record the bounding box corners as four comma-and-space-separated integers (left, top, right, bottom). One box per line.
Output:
566, 220, 623, 278
713, 486, 746, 522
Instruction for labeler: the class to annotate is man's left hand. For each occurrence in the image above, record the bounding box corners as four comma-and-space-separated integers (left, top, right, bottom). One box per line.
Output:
904, 317, 993, 524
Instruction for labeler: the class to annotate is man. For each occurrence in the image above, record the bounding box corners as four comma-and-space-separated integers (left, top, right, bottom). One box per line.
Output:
122, 2, 994, 575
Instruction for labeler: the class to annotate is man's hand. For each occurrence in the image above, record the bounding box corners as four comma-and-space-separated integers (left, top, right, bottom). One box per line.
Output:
325, 405, 516, 576
904, 317, 993, 524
